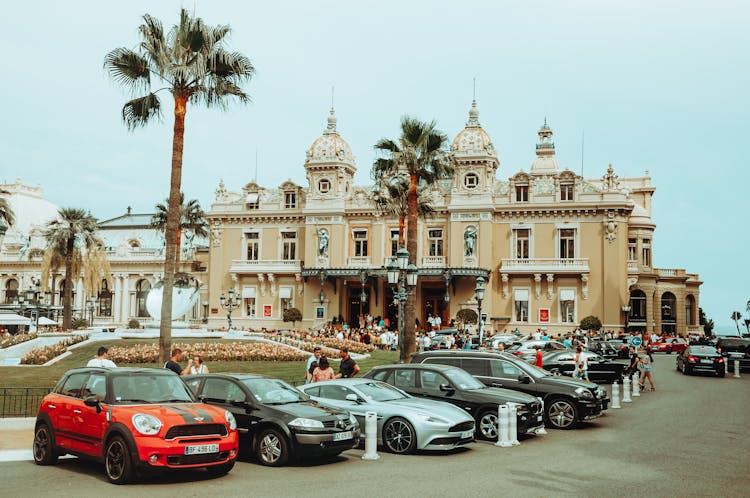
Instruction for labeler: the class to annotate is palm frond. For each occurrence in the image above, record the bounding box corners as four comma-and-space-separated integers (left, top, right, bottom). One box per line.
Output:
374, 138, 400, 154
103, 48, 151, 92
122, 93, 162, 130
0, 195, 14, 227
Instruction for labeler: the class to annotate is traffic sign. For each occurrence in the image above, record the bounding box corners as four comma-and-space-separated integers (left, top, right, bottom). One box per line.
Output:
629, 336, 643, 347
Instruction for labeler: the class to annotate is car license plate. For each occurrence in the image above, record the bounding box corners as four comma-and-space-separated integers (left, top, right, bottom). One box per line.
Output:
185, 443, 219, 455
537, 416, 543, 422
459, 430, 473, 439
332, 431, 353, 442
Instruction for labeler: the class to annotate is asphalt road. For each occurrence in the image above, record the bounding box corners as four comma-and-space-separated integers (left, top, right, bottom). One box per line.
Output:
2, 356, 749, 497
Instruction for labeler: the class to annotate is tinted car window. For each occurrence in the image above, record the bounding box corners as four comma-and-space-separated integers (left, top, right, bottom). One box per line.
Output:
304, 385, 320, 396
423, 357, 461, 368
242, 378, 305, 404
184, 378, 202, 395
203, 378, 245, 402
370, 369, 391, 382
318, 384, 354, 401
491, 359, 523, 378
82, 374, 107, 401
460, 358, 490, 376
392, 369, 417, 389
690, 346, 717, 354
58, 373, 88, 398
419, 370, 450, 396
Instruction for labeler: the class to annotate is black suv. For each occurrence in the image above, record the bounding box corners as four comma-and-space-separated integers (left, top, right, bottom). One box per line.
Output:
185, 374, 359, 466
411, 350, 608, 430
716, 337, 750, 371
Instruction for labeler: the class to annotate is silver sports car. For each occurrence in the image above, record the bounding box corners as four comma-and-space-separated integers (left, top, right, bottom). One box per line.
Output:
298, 379, 475, 454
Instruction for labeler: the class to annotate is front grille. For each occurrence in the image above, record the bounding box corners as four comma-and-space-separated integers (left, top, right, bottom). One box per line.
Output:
530, 402, 542, 414
322, 418, 349, 429
165, 423, 227, 440
430, 436, 473, 445
448, 421, 475, 433
167, 451, 229, 466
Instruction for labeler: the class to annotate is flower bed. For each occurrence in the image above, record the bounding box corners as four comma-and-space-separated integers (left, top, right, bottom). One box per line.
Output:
1, 333, 38, 349
264, 335, 339, 357
265, 331, 376, 355
20, 334, 90, 365
108, 342, 310, 364
317, 338, 376, 355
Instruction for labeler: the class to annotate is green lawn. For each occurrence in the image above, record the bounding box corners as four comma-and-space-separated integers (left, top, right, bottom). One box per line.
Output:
0, 339, 400, 388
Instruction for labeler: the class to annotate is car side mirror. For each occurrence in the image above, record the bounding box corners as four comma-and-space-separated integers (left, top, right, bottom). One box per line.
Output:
345, 393, 363, 404
84, 395, 102, 413
439, 383, 455, 394
517, 375, 531, 384
230, 399, 249, 408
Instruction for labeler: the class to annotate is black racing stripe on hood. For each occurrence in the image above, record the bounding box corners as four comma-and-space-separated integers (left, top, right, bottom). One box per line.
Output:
166, 405, 196, 424
193, 406, 215, 423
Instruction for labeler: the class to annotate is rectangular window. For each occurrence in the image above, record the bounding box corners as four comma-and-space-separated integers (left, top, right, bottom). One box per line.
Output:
559, 289, 576, 323
390, 229, 400, 257
513, 228, 530, 259
284, 192, 297, 209
514, 289, 530, 323
279, 286, 293, 311
246, 193, 259, 210
246, 232, 259, 261
642, 238, 651, 267
428, 229, 443, 257
282, 232, 297, 260
353, 229, 368, 257
627, 238, 637, 261
515, 185, 529, 202
242, 287, 257, 317
559, 228, 576, 259
560, 183, 574, 201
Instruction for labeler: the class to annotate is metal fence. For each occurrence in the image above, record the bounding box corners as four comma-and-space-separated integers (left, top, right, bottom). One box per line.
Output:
0, 387, 53, 418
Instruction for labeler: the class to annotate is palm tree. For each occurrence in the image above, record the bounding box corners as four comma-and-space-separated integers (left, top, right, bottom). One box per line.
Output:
0, 189, 14, 231
151, 192, 209, 262
105, 9, 254, 363
43, 209, 101, 330
370, 172, 434, 246
373, 117, 453, 360
731, 311, 742, 334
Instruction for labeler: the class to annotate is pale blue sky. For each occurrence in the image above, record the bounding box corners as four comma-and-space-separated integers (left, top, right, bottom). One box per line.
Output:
0, 0, 747, 329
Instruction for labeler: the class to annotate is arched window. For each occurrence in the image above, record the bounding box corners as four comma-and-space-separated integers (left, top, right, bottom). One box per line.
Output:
136, 279, 151, 318
661, 292, 677, 335
98, 279, 112, 317
58, 280, 76, 305
5, 279, 18, 303
685, 295, 696, 326
628, 289, 646, 321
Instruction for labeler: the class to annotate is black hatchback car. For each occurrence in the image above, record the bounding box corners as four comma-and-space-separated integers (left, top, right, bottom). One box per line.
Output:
676, 346, 726, 377
541, 350, 626, 384
363, 363, 545, 440
185, 374, 360, 466
411, 351, 608, 430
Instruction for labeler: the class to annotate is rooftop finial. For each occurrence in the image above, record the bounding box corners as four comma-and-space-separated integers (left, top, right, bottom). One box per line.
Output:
325, 86, 337, 133
467, 79, 480, 127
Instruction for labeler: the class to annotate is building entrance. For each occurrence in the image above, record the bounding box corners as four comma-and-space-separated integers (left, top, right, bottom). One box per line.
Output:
423, 287, 449, 331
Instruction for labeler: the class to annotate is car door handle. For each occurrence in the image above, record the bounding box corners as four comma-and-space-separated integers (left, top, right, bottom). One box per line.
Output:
73, 409, 82, 414
48, 405, 56, 409
491, 382, 503, 387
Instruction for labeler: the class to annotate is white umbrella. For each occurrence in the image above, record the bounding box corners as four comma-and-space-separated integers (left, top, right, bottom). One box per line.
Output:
37, 316, 58, 325
0, 313, 31, 325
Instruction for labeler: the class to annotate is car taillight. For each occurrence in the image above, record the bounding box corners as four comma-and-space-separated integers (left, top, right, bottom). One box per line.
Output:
687, 356, 697, 362
716, 358, 724, 363
513, 351, 523, 355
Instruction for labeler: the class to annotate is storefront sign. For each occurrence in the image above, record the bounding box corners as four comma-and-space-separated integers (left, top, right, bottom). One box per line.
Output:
539, 308, 550, 323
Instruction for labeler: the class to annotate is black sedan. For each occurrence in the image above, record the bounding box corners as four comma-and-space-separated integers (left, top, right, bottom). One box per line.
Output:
589, 341, 619, 360
363, 363, 545, 441
676, 346, 726, 377
541, 351, 625, 384
185, 374, 360, 466
605, 340, 630, 359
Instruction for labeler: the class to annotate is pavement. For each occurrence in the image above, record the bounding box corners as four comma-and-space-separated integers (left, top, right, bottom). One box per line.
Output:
1, 356, 749, 497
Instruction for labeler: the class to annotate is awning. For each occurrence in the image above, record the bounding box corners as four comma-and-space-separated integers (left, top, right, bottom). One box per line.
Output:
560, 289, 576, 301
246, 193, 259, 203
0, 313, 31, 325
242, 286, 257, 299
514, 289, 529, 301
279, 287, 293, 299
37, 317, 58, 325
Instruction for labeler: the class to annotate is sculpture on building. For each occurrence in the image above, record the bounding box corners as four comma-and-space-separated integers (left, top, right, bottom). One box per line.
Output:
317, 228, 329, 258
464, 226, 477, 257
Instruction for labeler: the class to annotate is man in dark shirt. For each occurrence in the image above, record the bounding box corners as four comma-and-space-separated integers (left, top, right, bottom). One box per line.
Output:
164, 348, 186, 376
336, 348, 360, 378
627, 346, 640, 378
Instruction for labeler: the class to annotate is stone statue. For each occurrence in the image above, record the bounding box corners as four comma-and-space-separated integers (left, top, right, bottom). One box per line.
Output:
317, 228, 329, 258
464, 226, 477, 257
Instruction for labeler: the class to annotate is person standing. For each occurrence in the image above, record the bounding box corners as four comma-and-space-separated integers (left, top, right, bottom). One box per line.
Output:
534, 346, 543, 368
164, 348, 187, 376
305, 347, 322, 384
188, 356, 209, 374
626, 346, 640, 379
578, 348, 589, 382
638, 350, 655, 391
336, 348, 360, 378
434, 314, 442, 331
312, 356, 336, 382
87, 346, 117, 368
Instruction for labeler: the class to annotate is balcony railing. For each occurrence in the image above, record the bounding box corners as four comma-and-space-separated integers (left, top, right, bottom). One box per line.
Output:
422, 256, 446, 268
656, 268, 687, 278
230, 259, 301, 273
627, 261, 640, 274
347, 257, 371, 268
500, 258, 590, 273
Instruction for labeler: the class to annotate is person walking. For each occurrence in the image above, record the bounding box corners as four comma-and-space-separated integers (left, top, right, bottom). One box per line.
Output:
305, 347, 322, 384
336, 348, 360, 378
312, 356, 336, 382
626, 346, 640, 379
164, 348, 187, 376
578, 347, 590, 382
638, 349, 655, 391
188, 355, 209, 374
87, 346, 117, 368
534, 346, 544, 368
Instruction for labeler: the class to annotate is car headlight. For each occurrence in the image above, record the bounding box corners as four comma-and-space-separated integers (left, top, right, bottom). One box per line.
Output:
349, 414, 359, 426
289, 418, 325, 429
225, 410, 237, 431
575, 387, 594, 399
596, 388, 607, 399
132, 413, 162, 435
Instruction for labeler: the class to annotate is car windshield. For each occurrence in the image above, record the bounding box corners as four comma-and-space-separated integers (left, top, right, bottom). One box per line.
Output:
242, 378, 307, 404
111, 373, 194, 404
357, 381, 408, 402
690, 346, 717, 354
517, 361, 553, 379
443, 368, 485, 390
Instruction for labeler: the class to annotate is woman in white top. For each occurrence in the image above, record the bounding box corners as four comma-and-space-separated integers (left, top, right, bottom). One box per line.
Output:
188, 356, 209, 374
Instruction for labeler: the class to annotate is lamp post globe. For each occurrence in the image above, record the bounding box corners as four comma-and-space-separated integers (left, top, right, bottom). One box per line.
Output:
396, 246, 409, 270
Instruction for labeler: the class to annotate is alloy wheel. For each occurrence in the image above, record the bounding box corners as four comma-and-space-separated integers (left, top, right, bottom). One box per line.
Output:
548, 400, 576, 429
33, 426, 50, 463
260, 434, 283, 464
479, 412, 498, 439
105, 440, 126, 481
383, 418, 415, 454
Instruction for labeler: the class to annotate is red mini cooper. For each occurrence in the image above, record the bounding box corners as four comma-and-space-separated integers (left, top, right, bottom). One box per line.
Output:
33, 367, 239, 484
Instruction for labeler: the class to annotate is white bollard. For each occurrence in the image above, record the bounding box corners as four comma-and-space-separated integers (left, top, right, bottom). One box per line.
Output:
734, 359, 741, 378
508, 403, 520, 446
611, 381, 621, 409
495, 405, 513, 447
632, 371, 640, 397
535, 397, 547, 435
622, 376, 632, 403
361, 411, 380, 460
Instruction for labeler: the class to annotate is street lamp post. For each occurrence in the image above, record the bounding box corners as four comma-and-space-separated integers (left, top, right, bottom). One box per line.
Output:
387, 247, 418, 363
219, 288, 241, 332
201, 300, 209, 323
86, 297, 96, 327
621, 305, 631, 337
475, 276, 486, 348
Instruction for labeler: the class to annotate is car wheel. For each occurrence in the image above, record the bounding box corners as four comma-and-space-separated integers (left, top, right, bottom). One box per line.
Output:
105, 435, 134, 485
717, 369, 725, 378
206, 460, 235, 477
383, 417, 417, 454
545, 398, 578, 430
684, 365, 692, 376
32, 423, 58, 466
476, 410, 499, 441
256, 428, 289, 467
548, 368, 561, 376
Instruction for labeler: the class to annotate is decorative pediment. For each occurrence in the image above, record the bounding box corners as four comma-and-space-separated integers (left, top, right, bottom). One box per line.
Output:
242, 181, 265, 193
558, 169, 577, 182
279, 179, 300, 191
510, 171, 531, 183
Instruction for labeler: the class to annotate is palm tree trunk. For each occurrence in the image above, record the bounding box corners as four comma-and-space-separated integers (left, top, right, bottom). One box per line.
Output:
160, 95, 187, 364
404, 173, 419, 362
63, 238, 74, 330
398, 216, 405, 247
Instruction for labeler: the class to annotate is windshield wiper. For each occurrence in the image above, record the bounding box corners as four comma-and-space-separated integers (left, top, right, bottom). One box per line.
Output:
161, 398, 191, 403
118, 398, 152, 403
